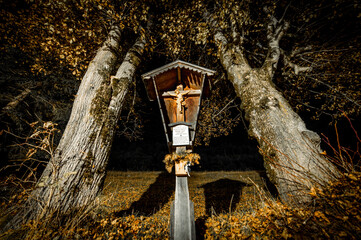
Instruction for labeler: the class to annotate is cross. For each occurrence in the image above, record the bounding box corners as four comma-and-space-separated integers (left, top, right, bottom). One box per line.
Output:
163, 84, 201, 122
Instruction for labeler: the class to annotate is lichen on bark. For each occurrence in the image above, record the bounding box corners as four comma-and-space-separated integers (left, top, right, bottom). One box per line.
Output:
111, 77, 128, 97
90, 79, 111, 120
83, 150, 95, 184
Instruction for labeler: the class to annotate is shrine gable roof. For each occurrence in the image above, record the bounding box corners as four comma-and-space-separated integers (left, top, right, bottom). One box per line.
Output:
142, 60, 215, 101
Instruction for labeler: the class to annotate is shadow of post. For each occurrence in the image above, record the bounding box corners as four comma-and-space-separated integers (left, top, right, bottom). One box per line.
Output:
116, 172, 175, 217
199, 178, 248, 215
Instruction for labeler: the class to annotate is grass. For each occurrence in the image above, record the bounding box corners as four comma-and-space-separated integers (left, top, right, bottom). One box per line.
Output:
102, 171, 265, 214
0, 170, 267, 239
94, 170, 267, 239
1, 169, 361, 239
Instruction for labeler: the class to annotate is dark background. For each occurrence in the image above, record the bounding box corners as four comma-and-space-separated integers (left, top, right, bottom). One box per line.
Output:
108, 97, 360, 172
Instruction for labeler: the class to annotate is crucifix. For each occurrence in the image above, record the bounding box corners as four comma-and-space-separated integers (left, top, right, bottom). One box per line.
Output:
142, 60, 215, 240
165, 84, 189, 121
162, 84, 201, 122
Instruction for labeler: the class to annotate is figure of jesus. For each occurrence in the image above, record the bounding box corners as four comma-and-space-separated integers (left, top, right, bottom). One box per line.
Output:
168, 84, 190, 121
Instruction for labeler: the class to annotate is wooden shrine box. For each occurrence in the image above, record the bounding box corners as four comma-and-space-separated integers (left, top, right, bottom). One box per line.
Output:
142, 60, 215, 153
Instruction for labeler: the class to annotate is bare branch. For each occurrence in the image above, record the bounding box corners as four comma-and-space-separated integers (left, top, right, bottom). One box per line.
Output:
2, 89, 32, 114
279, 1, 291, 23
282, 50, 313, 75
306, 75, 361, 108
203, 10, 228, 48
290, 46, 313, 57
212, 99, 235, 119
262, 8, 289, 77
204, 9, 251, 83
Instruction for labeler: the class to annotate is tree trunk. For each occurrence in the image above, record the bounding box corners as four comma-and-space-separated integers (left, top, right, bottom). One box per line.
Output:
6, 26, 145, 228
209, 16, 338, 204
233, 67, 336, 204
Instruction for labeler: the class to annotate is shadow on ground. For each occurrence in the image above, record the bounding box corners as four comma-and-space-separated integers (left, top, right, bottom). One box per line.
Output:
195, 178, 249, 239
115, 172, 175, 216
199, 178, 249, 215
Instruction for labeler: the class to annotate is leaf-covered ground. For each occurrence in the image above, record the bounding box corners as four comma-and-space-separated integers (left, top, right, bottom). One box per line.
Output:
2, 170, 360, 239
93, 171, 266, 239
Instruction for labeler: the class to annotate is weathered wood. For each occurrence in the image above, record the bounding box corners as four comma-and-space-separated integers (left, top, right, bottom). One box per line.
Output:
5, 27, 146, 229
170, 176, 195, 240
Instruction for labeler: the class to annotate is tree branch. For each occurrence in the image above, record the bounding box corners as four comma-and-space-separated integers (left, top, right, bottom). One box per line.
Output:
282, 50, 313, 75
262, 7, 289, 77
2, 89, 32, 114
306, 75, 361, 108
203, 11, 228, 48
203, 9, 251, 83
290, 46, 313, 58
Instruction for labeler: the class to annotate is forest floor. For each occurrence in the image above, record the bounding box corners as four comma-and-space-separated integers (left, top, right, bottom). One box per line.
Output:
1, 170, 360, 239
0, 170, 269, 239
95, 170, 267, 239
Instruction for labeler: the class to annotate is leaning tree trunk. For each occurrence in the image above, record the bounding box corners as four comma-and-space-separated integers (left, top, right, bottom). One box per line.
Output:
208, 15, 338, 204
6, 26, 145, 228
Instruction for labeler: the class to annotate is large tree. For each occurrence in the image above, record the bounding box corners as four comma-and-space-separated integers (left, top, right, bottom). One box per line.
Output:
205, 1, 361, 203
2, 0, 150, 228
207, 13, 334, 203
7, 29, 146, 228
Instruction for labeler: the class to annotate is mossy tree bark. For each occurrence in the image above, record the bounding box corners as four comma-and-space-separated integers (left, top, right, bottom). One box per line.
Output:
6, 26, 146, 228
207, 13, 338, 204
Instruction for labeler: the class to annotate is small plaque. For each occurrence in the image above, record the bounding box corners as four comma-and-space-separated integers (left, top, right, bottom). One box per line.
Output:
172, 125, 190, 146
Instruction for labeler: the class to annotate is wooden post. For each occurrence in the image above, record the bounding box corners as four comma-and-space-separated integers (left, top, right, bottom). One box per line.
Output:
170, 176, 196, 240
